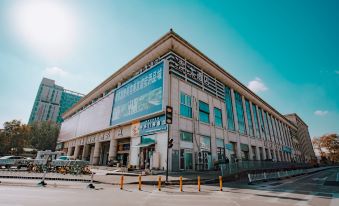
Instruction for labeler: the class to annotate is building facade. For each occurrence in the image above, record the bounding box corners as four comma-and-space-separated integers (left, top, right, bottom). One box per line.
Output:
285, 113, 316, 163
29, 78, 84, 124
58, 31, 309, 171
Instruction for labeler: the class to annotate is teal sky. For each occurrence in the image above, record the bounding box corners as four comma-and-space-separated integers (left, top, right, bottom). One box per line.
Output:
0, 0, 338, 138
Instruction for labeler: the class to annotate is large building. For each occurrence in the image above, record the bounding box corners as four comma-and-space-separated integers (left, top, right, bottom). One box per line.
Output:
29, 78, 84, 124
58, 31, 312, 171
285, 113, 316, 162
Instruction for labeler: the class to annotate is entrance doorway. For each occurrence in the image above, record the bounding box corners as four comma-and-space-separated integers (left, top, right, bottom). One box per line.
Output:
117, 138, 130, 167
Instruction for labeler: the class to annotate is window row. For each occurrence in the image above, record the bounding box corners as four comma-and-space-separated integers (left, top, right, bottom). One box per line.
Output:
179, 90, 292, 147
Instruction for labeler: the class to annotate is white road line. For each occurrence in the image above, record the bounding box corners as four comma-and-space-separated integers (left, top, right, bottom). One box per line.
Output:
294, 193, 314, 206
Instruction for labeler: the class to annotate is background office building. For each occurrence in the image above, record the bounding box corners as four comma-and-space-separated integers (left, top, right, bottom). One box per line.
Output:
28, 78, 84, 124
285, 113, 316, 162
58, 31, 313, 171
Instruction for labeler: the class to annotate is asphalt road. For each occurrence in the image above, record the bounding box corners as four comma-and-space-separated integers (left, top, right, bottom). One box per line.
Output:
0, 168, 338, 206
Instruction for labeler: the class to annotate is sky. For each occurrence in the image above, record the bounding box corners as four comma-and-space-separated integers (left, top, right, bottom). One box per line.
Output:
0, 0, 338, 138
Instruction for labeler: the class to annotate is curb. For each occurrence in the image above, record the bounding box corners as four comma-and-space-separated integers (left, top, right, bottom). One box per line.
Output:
0, 175, 93, 183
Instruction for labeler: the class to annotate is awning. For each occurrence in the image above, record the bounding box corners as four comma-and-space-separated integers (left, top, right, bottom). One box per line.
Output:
133, 142, 155, 148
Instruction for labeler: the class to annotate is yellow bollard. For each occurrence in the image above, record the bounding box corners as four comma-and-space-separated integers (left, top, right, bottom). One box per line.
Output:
179, 176, 183, 192
219, 176, 223, 191
120, 175, 124, 190
158, 176, 161, 191
198, 176, 201, 192
138, 175, 142, 191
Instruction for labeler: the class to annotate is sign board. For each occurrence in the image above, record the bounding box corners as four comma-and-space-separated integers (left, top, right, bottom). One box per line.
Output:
139, 115, 167, 136
282, 146, 292, 153
110, 61, 166, 126
225, 143, 233, 151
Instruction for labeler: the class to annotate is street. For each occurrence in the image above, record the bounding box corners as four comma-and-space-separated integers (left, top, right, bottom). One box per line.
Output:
0, 168, 338, 206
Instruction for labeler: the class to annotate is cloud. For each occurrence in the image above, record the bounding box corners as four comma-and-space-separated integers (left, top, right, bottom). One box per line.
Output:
43, 66, 69, 78
247, 77, 268, 93
314, 110, 328, 116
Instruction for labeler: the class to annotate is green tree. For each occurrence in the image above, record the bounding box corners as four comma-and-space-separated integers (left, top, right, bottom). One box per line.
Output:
29, 121, 60, 151
0, 120, 30, 155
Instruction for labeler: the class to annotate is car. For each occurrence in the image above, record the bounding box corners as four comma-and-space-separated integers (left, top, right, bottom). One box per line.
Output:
56, 156, 75, 161
0, 156, 27, 169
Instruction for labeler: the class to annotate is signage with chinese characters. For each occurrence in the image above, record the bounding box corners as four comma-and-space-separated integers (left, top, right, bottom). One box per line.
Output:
282, 146, 292, 153
225, 143, 233, 151
167, 53, 225, 100
131, 122, 140, 138
111, 61, 166, 126
139, 115, 167, 136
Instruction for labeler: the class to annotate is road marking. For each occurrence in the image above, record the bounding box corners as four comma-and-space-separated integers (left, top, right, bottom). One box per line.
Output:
295, 193, 313, 206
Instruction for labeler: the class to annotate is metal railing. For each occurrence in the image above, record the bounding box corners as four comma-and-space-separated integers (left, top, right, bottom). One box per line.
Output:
247, 166, 335, 184
219, 161, 310, 176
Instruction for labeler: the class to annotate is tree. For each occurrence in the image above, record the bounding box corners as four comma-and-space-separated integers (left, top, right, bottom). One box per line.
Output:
29, 121, 60, 151
0, 120, 30, 155
313, 133, 339, 163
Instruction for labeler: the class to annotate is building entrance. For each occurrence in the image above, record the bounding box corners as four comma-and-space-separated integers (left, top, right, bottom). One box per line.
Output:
117, 138, 130, 167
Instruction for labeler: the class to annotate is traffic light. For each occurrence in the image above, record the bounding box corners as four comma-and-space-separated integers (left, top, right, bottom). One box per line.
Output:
165, 106, 173, 124
168, 138, 174, 148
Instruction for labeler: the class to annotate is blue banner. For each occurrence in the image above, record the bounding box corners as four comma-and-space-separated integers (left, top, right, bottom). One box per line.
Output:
111, 62, 164, 126
140, 115, 167, 136
282, 146, 292, 153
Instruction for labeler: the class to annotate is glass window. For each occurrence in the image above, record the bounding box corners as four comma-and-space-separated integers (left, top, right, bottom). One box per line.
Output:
225, 86, 235, 131
180, 149, 193, 170
234, 91, 246, 135
199, 101, 210, 124
180, 92, 192, 118
269, 115, 276, 143
216, 138, 225, 161
245, 99, 254, 136
264, 111, 272, 141
214, 107, 223, 127
258, 108, 266, 139
252, 104, 260, 137
180, 131, 193, 142
201, 136, 211, 151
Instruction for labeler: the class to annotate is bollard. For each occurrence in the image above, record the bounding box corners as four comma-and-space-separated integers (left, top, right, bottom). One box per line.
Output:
219, 176, 223, 191
158, 176, 161, 191
87, 172, 95, 189
198, 176, 201, 192
179, 176, 183, 192
38, 170, 47, 187
120, 176, 124, 190
138, 175, 142, 191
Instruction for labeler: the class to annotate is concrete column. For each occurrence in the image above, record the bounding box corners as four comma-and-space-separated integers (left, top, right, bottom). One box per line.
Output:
92, 142, 101, 165
67, 146, 73, 156
82, 144, 90, 161
248, 144, 253, 160
255, 146, 261, 161
108, 139, 117, 161
267, 148, 272, 159
262, 147, 267, 160
236, 142, 242, 160
73, 145, 80, 159
277, 150, 281, 161
272, 150, 277, 161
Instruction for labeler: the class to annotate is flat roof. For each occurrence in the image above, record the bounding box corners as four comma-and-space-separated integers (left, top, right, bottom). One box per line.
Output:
62, 30, 297, 129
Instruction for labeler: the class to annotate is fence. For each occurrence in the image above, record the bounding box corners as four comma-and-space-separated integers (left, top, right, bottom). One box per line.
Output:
219, 161, 310, 177
247, 167, 333, 184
